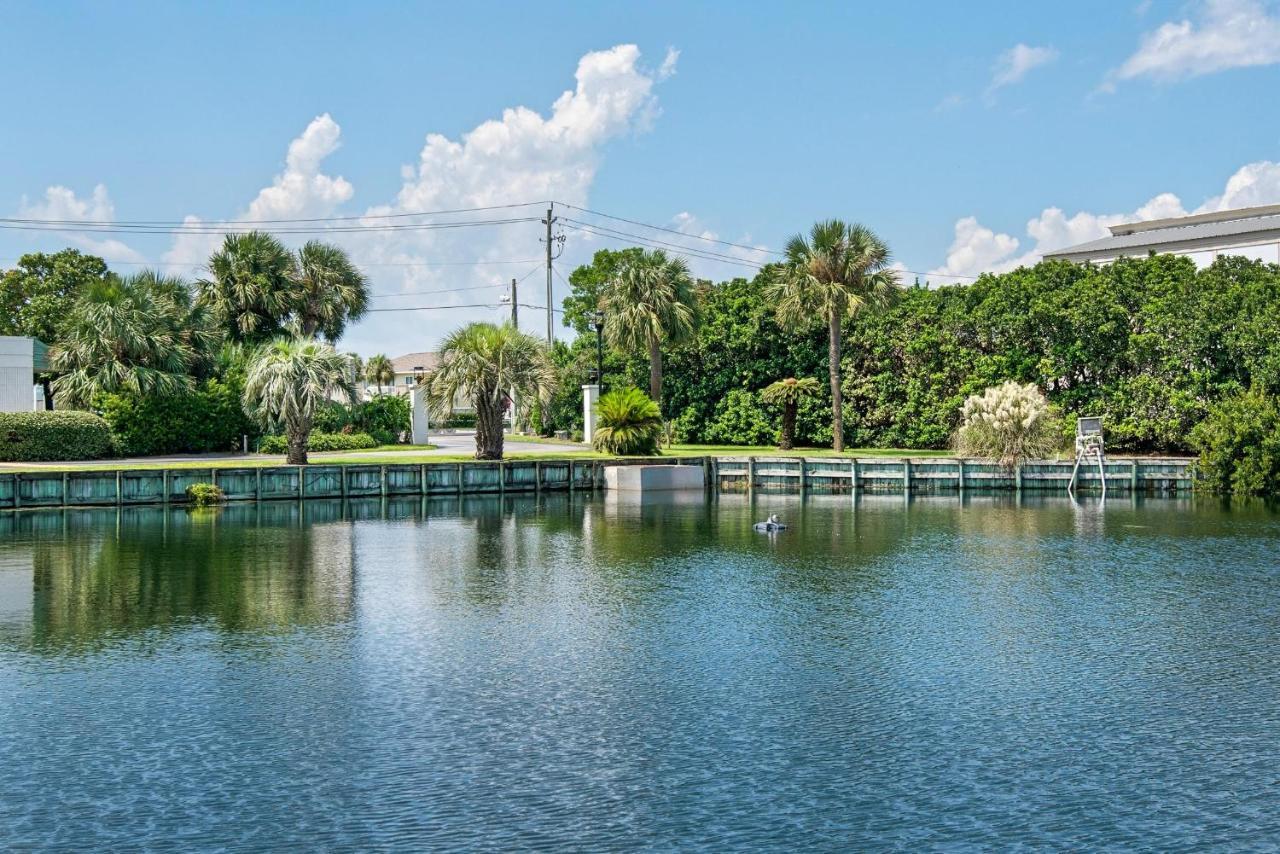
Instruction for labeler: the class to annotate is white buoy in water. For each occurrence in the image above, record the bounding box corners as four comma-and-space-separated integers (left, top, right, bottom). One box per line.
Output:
753, 514, 787, 533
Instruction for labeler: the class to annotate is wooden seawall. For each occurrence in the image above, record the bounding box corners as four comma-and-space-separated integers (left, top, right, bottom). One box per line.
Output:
0, 455, 1195, 510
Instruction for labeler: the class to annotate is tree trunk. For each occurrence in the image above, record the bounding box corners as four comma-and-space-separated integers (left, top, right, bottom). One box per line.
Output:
286, 433, 309, 466
828, 313, 844, 453
648, 338, 663, 411
474, 393, 505, 460
780, 401, 796, 451
41, 378, 54, 411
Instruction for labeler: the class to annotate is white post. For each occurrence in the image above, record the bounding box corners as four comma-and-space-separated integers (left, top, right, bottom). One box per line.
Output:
410, 386, 430, 445
582, 384, 600, 444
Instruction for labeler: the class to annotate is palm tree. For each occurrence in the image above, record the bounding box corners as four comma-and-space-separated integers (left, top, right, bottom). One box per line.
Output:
601, 249, 699, 411
364, 353, 395, 397
761, 377, 822, 450
242, 338, 356, 465
765, 221, 899, 453
199, 232, 294, 344
425, 322, 556, 460
290, 241, 370, 340
199, 232, 369, 344
51, 271, 219, 408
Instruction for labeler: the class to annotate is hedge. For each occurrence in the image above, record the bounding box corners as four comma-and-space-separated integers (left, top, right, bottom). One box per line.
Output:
258, 431, 379, 454
0, 410, 116, 461
96, 379, 256, 456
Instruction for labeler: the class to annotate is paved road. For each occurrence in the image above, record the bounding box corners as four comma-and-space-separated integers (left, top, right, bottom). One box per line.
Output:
0, 432, 590, 469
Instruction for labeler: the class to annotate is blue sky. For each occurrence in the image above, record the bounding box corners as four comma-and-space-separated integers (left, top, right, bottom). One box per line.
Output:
2, 0, 1279, 356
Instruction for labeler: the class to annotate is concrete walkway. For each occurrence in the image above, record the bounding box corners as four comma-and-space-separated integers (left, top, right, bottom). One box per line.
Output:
0, 432, 591, 469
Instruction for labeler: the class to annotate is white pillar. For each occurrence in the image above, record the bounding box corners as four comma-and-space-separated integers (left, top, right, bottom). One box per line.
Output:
582, 384, 600, 444
410, 386, 430, 445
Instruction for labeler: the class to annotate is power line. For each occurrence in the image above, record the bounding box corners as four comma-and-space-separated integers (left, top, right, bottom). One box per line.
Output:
0, 216, 541, 236
370, 263, 543, 299
365, 303, 502, 313
562, 222, 765, 270
558, 202, 784, 256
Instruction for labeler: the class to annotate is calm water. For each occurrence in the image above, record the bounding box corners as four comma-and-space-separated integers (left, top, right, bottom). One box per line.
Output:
2, 492, 1279, 851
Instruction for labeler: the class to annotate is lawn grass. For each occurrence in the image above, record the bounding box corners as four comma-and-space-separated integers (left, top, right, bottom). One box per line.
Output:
0, 443, 949, 472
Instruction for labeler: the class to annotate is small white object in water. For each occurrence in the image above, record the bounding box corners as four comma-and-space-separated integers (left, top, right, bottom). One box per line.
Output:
753, 514, 787, 533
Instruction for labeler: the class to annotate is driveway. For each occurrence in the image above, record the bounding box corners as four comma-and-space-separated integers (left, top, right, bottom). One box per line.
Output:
0, 432, 590, 469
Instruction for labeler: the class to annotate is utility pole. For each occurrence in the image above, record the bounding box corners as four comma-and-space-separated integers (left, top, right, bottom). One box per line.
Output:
510, 278, 518, 328
541, 204, 559, 345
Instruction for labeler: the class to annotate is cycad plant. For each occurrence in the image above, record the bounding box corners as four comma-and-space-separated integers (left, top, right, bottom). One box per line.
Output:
51, 271, 219, 408
765, 220, 899, 452
364, 353, 395, 396
425, 322, 556, 460
242, 337, 357, 465
601, 249, 699, 412
761, 377, 822, 450
592, 387, 664, 456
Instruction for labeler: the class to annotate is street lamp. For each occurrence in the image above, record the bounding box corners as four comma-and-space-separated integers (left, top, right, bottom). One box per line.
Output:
593, 310, 605, 396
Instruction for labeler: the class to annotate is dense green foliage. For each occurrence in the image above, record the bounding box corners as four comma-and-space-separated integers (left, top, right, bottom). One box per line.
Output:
312, 394, 409, 445
0, 249, 110, 344
258, 431, 378, 454
0, 411, 116, 461
1190, 389, 1280, 496
97, 379, 256, 456
631, 254, 1280, 455
185, 482, 225, 506
592, 387, 664, 455
50, 271, 219, 408
761, 377, 823, 450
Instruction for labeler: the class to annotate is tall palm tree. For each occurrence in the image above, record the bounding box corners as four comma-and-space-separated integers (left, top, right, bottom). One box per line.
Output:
601, 249, 699, 411
51, 271, 219, 408
199, 232, 294, 344
242, 338, 356, 465
761, 377, 822, 451
364, 353, 395, 397
290, 241, 370, 340
765, 221, 899, 453
199, 232, 369, 345
425, 322, 556, 460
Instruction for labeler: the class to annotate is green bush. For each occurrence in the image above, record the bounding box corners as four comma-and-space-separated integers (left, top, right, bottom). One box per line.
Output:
1190, 389, 1280, 495
313, 395, 409, 444
0, 410, 116, 461
258, 431, 378, 454
592, 387, 663, 455
185, 482, 225, 506
704, 388, 776, 446
97, 378, 256, 456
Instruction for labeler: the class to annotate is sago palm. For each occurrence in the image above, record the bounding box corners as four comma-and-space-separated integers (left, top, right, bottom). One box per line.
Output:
242, 337, 357, 465
51, 271, 219, 408
761, 377, 822, 451
765, 221, 899, 453
592, 387, 664, 456
364, 353, 395, 396
601, 249, 699, 412
426, 322, 556, 460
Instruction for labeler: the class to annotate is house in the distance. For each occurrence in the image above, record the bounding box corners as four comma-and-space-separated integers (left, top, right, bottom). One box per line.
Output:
0, 337, 50, 412
362, 351, 473, 414
1045, 204, 1280, 267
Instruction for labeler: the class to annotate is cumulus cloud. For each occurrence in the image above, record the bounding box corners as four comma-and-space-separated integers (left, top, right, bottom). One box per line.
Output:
926, 160, 1280, 279
1106, 0, 1280, 87
987, 43, 1059, 95
16, 184, 147, 263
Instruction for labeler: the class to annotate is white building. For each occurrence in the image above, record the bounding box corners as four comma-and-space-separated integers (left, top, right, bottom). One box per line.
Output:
362, 351, 473, 414
0, 337, 49, 412
1045, 204, 1280, 267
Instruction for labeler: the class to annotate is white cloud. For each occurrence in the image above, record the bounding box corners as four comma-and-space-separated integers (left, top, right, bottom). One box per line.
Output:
16, 184, 147, 263
926, 160, 1280, 279
987, 43, 1059, 95
1107, 0, 1280, 87
245, 113, 353, 221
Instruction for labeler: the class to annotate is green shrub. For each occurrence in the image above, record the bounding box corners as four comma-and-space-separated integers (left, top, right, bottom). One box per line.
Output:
185, 482, 225, 506
1190, 389, 1280, 495
443, 412, 477, 429
313, 396, 409, 442
97, 378, 256, 456
0, 410, 115, 461
704, 388, 776, 446
258, 431, 378, 454
592, 387, 663, 455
